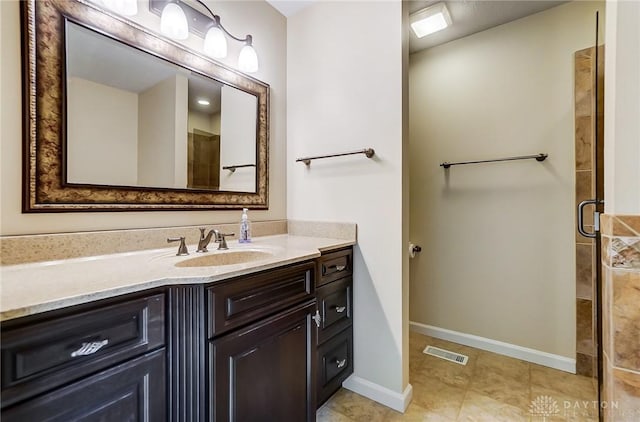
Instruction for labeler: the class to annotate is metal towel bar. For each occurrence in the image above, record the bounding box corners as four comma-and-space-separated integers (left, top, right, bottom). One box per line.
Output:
296, 148, 375, 166
222, 164, 256, 173
440, 153, 548, 169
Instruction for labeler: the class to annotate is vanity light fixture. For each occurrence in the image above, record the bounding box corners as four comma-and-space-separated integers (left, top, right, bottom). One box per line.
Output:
158, 0, 259, 73
197, 99, 210, 106
410, 2, 452, 38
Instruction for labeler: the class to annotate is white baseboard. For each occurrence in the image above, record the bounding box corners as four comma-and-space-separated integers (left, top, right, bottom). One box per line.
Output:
410, 321, 576, 374
342, 375, 413, 412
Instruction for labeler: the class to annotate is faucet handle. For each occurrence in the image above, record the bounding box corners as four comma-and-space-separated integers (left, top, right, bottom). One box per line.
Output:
167, 237, 189, 256
216, 232, 235, 250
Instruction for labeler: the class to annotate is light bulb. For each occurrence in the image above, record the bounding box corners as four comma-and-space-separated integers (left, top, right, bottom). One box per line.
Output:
238, 44, 258, 73
160, 2, 189, 40
204, 27, 227, 59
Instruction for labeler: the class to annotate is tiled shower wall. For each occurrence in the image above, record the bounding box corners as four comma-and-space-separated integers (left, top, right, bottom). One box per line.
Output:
574, 46, 604, 377
601, 215, 640, 420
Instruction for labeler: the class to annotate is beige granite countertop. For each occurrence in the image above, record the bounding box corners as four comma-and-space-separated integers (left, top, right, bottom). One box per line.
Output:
0, 234, 355, 322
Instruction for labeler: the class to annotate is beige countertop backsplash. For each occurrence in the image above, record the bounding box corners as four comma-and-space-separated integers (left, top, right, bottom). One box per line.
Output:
0, 220, 357, 321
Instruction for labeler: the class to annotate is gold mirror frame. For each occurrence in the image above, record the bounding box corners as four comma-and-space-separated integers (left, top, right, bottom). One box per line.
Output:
22, 0, 269, 212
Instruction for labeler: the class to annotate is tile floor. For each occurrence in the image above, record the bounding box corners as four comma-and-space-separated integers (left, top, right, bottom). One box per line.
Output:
317, 331, 598, 421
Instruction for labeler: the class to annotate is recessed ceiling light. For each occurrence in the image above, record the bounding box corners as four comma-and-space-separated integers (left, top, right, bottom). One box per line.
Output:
410, 3, 452, 38
197, 99, 210, 106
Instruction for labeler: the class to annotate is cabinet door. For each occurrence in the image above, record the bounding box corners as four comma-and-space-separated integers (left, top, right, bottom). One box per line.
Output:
210, 300, 317, 422
1, 349, 166, 422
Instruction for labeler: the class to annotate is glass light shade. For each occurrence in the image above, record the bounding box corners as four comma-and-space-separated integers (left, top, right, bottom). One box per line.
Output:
160, 3, 189, 40
204, 27, 227, 59
238, 44, 259, 73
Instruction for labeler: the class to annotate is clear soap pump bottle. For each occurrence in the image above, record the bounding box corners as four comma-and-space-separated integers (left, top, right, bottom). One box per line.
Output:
239, 208, 252, 243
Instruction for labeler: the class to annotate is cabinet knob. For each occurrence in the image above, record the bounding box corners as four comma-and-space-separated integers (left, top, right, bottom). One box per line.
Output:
312, 310, 322, 327
333, 305, 346, 313
70, 339, 109, 357
336, 359, 347, 368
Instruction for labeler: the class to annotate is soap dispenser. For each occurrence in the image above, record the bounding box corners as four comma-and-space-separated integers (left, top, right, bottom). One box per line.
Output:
239, 208, 252, 243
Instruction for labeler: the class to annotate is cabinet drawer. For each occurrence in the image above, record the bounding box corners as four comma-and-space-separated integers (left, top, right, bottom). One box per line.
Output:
317, 326, 353, 406
1, 293, 165, 407
2, 349, 166, 422
317, 248, 352, 287
316, 277, 352, 345
207, 261, 315, 337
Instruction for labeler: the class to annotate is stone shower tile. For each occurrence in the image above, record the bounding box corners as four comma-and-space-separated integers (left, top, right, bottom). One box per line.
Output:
576, 353, 594, 378
576, 244, 594, 300
612, 368, 640, 422
575, 171, 594, 226
609, 238, 640, 269
576, 299, 594, 355
612, 271, 640, 371
575, 116, 593, 171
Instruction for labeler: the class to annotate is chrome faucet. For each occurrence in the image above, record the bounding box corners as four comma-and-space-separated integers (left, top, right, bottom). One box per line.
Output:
197, 228, 235, 252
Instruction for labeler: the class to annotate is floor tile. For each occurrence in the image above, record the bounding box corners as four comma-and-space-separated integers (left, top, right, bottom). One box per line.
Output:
411, 377, 466, 420
319, 333, 601, 422
458, 390, 531, 421
385, 402, 454, 421
323, 388, 391, 422
530, 364, 596, 401
468, 366, 531, 411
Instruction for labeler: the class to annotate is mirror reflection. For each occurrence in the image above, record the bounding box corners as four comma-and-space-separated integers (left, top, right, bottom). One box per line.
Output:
65, 21, 257, 193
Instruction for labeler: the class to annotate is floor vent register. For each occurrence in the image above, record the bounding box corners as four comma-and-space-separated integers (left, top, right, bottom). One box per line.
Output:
423, 345, 469, 365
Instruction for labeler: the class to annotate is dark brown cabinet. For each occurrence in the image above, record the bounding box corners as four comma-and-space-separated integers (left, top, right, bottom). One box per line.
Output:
1, 293, 166, 421
1, 248, 354, 421
2, 349, 166, 422
315, 247, 354, 406
210, 300, 317, 422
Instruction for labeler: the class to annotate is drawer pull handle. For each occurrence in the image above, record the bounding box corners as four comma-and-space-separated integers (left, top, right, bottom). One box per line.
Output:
70, 339, 109, 357
312, 310, 322, 327
334, 306, 346, 313
336, 359, 347, 368
332, 265, 346, 272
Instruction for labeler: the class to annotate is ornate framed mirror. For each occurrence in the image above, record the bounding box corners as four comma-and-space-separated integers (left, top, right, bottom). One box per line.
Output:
22, 0, 269, 212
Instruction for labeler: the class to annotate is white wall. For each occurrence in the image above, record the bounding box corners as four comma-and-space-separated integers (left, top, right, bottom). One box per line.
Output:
409, 1, 603, 358
66, 77, 138, 186
219, 85, 257, 192
138, 74, 188, 188
287, 0, 409, 409
188, 110, 219, 134
604, 0, 640, 214
0, 0, 286, 235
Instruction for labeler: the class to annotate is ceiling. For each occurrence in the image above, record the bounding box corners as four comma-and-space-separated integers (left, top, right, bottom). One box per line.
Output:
408, 0, 567, 53
267, 0, 568, 54
67, 21, 221, 115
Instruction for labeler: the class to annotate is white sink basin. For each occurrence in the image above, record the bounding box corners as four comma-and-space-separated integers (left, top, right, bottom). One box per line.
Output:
174, 250, 273, 268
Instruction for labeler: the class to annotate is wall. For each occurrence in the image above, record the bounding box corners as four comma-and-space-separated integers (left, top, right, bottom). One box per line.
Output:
218, 85, 257, 192
604, 0, 640, 215
67, 77, 138, 186
138, 75, 188, 188
409, 1, 603, 361
601, 1, 640, 419
0, 0, 286, 235
287, 0, 410, 410
188, 110, 219, 134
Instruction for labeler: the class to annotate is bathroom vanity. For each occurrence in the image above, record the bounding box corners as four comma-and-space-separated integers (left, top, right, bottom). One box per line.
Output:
0, 236, 354, 421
